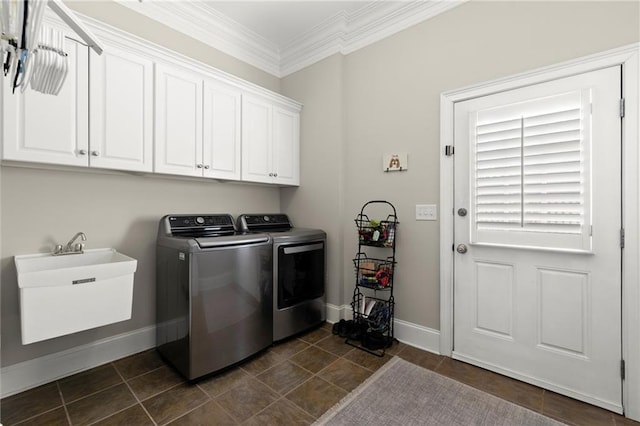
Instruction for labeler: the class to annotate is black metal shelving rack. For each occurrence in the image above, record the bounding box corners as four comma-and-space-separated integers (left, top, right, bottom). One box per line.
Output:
347, 200, 398, 357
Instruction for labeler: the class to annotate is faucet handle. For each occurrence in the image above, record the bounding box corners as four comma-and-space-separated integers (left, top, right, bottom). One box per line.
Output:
54, 244, 63, 254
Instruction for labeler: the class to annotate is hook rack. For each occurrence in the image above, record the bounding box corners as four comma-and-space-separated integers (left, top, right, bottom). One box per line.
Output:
1, 0, 103, 95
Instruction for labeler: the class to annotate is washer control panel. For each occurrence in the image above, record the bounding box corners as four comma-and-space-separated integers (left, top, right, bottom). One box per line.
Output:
169, 215, 235, 230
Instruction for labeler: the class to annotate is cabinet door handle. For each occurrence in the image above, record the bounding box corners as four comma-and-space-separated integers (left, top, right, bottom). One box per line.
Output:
78, 149, 87, 155
204, 165, 210, 170
273, 172, 278, 177
196, 164, 203, 169
268, 173, 273, 177
91, 151, 99, 157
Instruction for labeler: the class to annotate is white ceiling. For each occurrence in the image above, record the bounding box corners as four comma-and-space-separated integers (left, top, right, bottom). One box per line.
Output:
119, 0, 465, 77
202, 1, 373, 48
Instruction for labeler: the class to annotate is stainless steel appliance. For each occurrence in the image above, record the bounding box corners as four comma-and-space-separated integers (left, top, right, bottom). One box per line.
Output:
156, 214, 273, 380
237, 214, 326, 341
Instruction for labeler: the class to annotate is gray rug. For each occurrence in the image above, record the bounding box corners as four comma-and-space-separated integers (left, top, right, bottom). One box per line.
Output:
314, 356, 565, 426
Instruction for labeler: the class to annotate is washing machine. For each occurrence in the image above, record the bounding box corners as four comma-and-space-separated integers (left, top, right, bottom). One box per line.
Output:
156, 214, 273, 379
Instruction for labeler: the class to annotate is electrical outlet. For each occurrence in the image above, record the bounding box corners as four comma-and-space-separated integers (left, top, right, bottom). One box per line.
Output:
416, 204, 437, 221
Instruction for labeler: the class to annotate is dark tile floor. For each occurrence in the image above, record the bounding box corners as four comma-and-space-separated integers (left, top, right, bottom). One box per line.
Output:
1, 322, 637, 425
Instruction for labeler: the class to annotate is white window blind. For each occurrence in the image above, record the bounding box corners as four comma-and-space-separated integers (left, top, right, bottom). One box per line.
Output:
472, 90, 591, 250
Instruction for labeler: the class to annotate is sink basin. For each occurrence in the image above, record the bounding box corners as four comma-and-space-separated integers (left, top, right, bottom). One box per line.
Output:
15, 248, 137, 344
15, 248, 136, 288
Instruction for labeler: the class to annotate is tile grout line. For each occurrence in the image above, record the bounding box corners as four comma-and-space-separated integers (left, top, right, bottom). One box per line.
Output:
281, 349, 360, 421
58, 379, 123, 406
196, 382, 243, 424
195, 373, 263, 424
248, 335, 348, 421
9, 384, 70, 426
55, 381, 73, 426
110, 361, 158, 426
162, 394, 224, 426
241, 335, 353, 422
244, 394, 315, 425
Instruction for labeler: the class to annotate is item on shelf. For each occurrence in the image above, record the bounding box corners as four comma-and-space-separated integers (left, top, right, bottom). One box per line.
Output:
353, 253, 394, 289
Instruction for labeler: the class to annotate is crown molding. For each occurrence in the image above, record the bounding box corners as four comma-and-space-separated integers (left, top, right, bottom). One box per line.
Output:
116, 0, 282, 76
280, 0, 466, 76
116, 0, 466, 78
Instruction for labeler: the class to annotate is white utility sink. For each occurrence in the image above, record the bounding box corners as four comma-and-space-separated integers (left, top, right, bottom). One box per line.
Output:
15, 248, 137, 344
15, 248, 136, 288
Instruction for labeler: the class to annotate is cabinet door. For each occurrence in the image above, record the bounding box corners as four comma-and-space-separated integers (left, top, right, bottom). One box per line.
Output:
203, 80, 241, 180
272, 106, 300, 186
89, 44, 153, 172
154, 64, 203, 177
2, 36, 89, 166
241, 95, 273, 184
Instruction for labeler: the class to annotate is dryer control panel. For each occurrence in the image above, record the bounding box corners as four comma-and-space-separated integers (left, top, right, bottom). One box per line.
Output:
238, 214, 291, 231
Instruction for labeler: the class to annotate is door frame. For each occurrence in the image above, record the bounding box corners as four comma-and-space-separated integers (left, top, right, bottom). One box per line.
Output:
439, 43, 640, 419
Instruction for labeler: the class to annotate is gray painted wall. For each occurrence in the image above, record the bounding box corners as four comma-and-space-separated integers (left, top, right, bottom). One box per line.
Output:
282, 0, 640, 331
1, 1, 282, 367
1, 0, 638, 368
281, 54, 346, 308
1, 168, 280, 366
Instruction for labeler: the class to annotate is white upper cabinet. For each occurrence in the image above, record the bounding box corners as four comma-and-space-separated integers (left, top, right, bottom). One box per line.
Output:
89, 43, 153, 172
272, 106, 300, 186
242, 94, 300, 186
2, 19, 301, 186
154, 63, 203, 177
2, 33, 153, 174
154, 64, 242, 180
202, 79, 241, 180
2, 35, 89, 166
242, 95, 272, 184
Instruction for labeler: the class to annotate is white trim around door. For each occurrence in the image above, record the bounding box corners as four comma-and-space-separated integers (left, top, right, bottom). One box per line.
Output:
440, 43, 640, 420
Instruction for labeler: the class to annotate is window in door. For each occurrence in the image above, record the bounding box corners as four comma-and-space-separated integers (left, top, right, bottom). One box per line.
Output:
471, 90, 592, 251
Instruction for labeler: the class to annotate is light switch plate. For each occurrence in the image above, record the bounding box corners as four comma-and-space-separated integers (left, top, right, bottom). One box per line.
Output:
416, 204, 437, 221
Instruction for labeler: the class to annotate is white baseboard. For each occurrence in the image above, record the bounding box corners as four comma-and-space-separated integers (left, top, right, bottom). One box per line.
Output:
332, 304, 441, 354
1, 308, 441, 398
393, 318, 440, 354
0, 325, 156, 398
325, 303, 347, 323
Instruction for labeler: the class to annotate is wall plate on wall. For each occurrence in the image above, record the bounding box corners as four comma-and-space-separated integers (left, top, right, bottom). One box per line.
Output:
416, 204, 437, 221
383, 152, 408, 172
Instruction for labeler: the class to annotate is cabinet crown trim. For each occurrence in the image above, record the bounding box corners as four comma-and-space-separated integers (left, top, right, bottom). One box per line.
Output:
69, 11, 301, 110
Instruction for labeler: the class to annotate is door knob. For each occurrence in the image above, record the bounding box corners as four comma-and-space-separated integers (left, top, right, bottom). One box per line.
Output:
456, 244, 468, 254
458, 208, 467, 217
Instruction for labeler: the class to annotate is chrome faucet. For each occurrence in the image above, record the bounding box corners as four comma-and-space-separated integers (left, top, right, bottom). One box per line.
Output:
53, 232, 87, 255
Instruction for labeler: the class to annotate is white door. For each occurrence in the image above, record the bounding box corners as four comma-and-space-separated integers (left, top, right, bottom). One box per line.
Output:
154, 64, 203, 177
203, 79, 241, 180
90, 44, 153, 172
2, 36, 89, 166
241, 95, 273, 184
272, 106, 300, 186
453, 66, 622, 412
